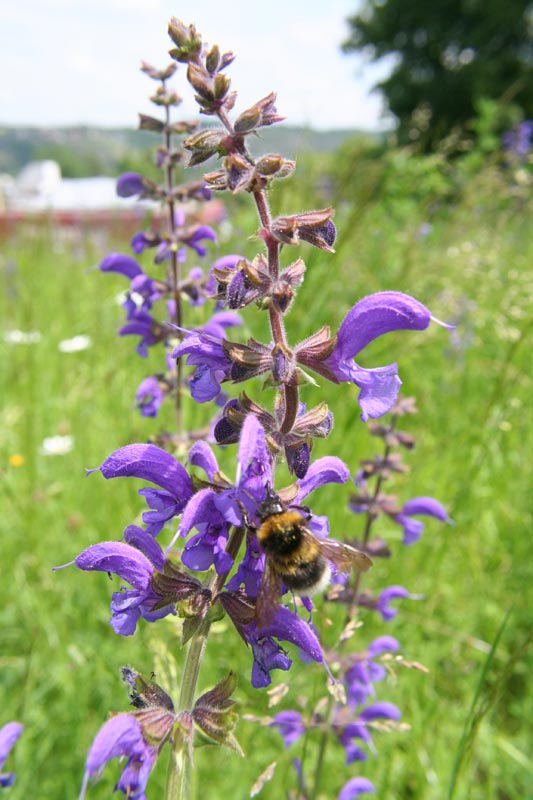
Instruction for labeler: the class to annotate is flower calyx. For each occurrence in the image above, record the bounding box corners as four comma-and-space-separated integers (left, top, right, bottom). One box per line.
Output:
271, 208, 337, 252
192, 672, 244, 756
214, 392, 333, 478
213, 254, 305, 313
234, 93, 285, 133
121, 667, 176, 747
140, 61, 178, 82
150, 559, 211, 613
368, 422, 416, 450
222, 337, 295, 385
295, 325, 339, 382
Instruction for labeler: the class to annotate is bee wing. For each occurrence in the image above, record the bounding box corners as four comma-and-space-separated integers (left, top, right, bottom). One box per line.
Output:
256, 558, 283, 629
317, 536, 373, 574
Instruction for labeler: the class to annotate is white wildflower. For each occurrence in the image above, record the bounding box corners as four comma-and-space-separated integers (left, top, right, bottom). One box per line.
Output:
4, 330, 42, 345
40, 435, 74, 456
58, 335, 92, 353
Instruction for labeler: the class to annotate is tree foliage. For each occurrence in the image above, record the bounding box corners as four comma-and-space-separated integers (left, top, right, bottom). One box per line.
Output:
343, 0, 533, 147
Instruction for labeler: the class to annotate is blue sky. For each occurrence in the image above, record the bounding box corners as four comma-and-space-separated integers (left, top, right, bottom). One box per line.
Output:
0, 0, 393, 131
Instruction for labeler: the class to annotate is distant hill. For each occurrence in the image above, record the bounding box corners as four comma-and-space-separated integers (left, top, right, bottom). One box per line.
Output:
0, 124, 380, 179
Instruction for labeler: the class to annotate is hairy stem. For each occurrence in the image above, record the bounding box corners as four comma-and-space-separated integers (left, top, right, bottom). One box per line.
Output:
164, 85, 184, 437
217, 107, 296, 437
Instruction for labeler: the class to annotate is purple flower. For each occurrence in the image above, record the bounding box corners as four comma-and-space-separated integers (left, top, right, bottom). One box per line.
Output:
174, 416, 273, 578
338, 777, 375, 800
337, 702, 401, 764
116, 172, 145, 198
100, 254, 164, 317
91, 443, 193, 536
100, 252, 143, 280
0, 722, 23, 788
135, 376, 165, 418
345, 636, 400, 707
270, 710, 305, 748
502, 120, 533, 158
73, 526, 174, 635
394, 496, 452, 545
325, 292, 452, 421
178, 489, 233, 575
79, 714, 156, 799
243, 606, 323, 688
119, 308, 163, 357
184, 224, 217, 257
130, 230, 161, 255
172, 312, 241, 403
376, 586, 411, 621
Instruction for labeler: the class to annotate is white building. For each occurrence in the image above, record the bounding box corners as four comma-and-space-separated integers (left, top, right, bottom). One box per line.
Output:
0, 160, 154, 214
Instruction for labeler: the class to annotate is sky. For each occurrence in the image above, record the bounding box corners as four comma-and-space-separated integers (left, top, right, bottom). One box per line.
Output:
0, 0, 393, 131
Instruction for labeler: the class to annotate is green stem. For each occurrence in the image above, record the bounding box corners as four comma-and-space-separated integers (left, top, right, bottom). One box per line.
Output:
163, 525, 244, 800
164, 619, 211, 800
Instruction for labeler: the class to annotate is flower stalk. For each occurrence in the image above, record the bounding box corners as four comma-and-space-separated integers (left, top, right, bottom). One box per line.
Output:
71, 17, 452, 800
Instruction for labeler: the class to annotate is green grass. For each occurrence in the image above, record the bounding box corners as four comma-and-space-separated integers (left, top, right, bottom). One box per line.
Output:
1, 165, 532, 800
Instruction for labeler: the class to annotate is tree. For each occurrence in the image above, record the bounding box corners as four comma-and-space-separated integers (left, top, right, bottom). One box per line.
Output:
342, 0, 533, 147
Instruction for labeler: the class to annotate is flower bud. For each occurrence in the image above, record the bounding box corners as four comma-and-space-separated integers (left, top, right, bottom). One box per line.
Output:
168, 18, 202, 62
214, 73, 231, 101
206, 44, 221, 74
184, 128, 226, 165
187, 62, 214, 100
234, 107, 262, 134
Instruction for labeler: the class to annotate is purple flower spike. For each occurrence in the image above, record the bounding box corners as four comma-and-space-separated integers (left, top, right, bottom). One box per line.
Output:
395, 496, 452, 545
93, 443, 193, 536
326, 292, 450, 421
79, 714, 156, 800
116, 172, 145, 198
271, 711, 305, 748
338, 778, 375, 800
0, 722, 23, 788
377, 586, 410, 621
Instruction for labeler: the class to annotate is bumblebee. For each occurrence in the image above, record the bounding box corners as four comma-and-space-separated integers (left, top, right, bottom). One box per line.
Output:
244, 488, 372, 628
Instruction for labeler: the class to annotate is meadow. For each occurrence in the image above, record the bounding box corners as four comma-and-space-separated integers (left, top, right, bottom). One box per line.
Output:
1, 145, 532, 799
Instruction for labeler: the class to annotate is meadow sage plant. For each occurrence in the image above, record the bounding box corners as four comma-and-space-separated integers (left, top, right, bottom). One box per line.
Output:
63, 19, 453, 800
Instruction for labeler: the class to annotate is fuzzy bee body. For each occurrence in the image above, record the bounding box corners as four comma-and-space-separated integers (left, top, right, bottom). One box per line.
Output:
247, 488, 372, 628
256, 509, 330, 594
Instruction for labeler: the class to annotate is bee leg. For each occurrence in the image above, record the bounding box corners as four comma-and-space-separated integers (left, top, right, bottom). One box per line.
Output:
291, 503, 311, 520
237, 500, 256, 533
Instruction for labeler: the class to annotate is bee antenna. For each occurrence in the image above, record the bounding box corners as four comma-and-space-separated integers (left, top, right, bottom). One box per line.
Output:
264, 481, 277, 499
